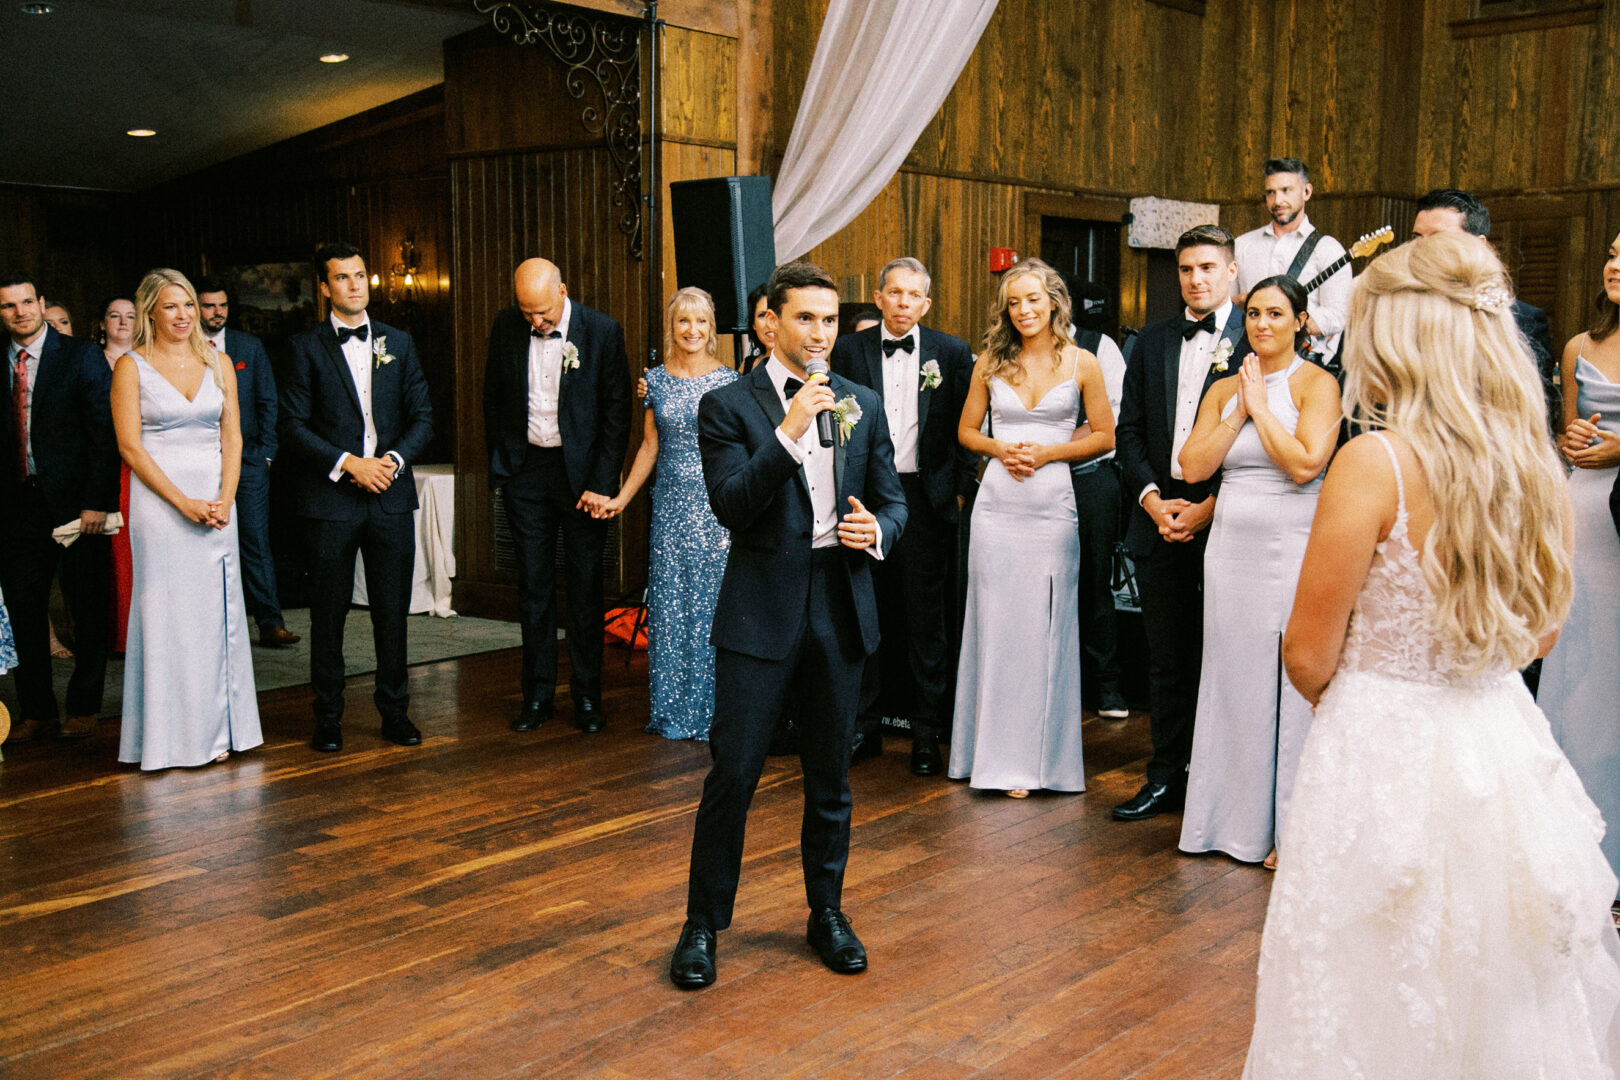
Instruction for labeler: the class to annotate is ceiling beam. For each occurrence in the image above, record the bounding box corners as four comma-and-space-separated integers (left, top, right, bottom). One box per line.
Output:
363, 0, 738, 37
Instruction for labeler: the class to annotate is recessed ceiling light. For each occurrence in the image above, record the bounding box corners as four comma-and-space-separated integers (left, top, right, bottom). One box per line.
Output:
20, 3, 56, 13
319, 53, 350, 64
126, 129, 157, 138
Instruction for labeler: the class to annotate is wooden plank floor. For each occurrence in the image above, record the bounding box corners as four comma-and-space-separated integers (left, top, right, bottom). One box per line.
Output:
0, 646, 1268, 1079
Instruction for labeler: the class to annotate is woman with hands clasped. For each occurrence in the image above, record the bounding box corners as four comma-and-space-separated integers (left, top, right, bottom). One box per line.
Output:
596, 287, 737, 740
949, 259, 1115, 797
1538, 229, 1620, 894
112, 269, 261, 770
1176, 275, 1341, 869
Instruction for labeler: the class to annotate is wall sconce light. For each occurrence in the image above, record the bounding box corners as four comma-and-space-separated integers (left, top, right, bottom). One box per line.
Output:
386, 234, 420, 304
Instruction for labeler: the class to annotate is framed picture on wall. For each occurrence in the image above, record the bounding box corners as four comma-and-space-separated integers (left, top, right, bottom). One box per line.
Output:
221, 262, 318, 342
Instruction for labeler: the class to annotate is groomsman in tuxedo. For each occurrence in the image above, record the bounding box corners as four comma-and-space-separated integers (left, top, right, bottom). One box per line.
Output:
483, 258, 631, 733
831, 256, 973, 775
280, 242, 433, 752
670, 262, 907, 988
1112, 226, 1248, 820
196, 278, 299, 649
0, 270, 119, 743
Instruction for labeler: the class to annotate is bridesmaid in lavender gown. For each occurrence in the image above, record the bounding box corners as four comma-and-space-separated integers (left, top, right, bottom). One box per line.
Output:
112, 269, 261, 770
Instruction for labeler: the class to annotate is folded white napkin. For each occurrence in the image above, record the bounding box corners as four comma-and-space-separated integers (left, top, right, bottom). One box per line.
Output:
52, 513, 125, 547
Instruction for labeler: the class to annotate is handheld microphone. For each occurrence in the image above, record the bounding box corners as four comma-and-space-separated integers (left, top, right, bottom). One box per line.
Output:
805, 357, 835, 448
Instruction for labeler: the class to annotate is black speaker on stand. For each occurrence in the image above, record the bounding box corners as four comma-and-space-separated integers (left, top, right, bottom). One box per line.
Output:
670, 176, 777, 368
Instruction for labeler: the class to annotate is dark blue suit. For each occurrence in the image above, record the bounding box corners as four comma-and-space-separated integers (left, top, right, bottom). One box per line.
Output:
219, 328, 284, 631
279, 318, 433, 724
1115, 311, 1248, 787
2, 326, 119, 723
685, 363, 907, 930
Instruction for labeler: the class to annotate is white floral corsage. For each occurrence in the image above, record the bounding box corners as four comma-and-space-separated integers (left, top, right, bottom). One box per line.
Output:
561, 342, 581, 371
1211, 337, 1233, 374
832, 396, 863, 444
919, 359, 942, 390
372, 336, 395, 370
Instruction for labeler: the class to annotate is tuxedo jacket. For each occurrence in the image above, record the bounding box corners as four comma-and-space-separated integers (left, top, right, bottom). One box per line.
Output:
222, 328, 277, 464
1, 326, 119, 524
698, 364, 908, 662
830, 324, 975, 521
1116, 314, 1250, 557
482, 301, 632, 497
277, 319, 434, 520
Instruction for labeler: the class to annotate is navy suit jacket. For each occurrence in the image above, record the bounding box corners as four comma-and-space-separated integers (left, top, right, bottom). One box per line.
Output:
2, 326, 119, 524
483, 301, 632, 497
277, 318, 433, 520
830, 324, 976, 521
1116, 313, 1249, 557
698, 363, 907, 662
222, 328, 277, 464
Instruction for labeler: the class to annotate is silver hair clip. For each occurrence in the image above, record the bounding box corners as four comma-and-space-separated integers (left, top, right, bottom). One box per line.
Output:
1470, 284, 1512, 314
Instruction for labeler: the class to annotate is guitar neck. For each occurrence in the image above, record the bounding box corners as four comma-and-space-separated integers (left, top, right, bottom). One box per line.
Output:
1301, 252, 1352, 295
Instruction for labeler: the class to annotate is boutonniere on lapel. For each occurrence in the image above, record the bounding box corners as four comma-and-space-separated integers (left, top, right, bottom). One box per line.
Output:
561, 342, 581, 372
919, 359, 942, 390
1211, 337, 1234, 374
831, 396, 862, 444
372, 336, 396, 371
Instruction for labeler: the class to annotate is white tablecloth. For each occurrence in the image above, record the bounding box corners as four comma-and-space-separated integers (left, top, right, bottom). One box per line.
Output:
354, 464, 456, 617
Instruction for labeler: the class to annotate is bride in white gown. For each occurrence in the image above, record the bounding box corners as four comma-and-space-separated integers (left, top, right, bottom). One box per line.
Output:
1246, 231, 1620, 1078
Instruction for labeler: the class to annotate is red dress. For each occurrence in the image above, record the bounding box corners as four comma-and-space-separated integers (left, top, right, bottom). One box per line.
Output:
110, 463, 132, 653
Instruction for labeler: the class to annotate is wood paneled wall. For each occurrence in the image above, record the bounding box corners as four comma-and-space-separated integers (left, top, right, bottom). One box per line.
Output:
0, 184, 140, 339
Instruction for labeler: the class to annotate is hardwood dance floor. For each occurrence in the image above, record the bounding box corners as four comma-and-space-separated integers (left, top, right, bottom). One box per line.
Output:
0, 647, 1269, 1079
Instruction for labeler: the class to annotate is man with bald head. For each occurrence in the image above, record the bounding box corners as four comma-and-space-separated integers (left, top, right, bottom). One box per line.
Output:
484, 258, 632, 733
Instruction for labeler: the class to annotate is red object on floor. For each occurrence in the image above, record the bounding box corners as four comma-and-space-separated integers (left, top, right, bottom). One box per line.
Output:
603, 606, 648, 650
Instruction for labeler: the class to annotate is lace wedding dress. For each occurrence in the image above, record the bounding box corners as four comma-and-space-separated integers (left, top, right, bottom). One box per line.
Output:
1244, 433, 1620, 1079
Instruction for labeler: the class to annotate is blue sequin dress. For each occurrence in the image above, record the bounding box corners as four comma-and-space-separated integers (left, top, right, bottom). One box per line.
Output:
644, 363, 737, 740
0, 583, 16, 674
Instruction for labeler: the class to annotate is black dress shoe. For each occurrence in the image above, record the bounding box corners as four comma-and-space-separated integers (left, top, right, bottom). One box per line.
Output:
381, 716, 422, 746
574, 696, 606, 733
512, 699, 552, 732
806, 908, 867, 974
849, 727, 882, 765
909, 736, 943, 777
311, 720, 343, 753
1111, 781, 1185, 821
669, 921, 717, 988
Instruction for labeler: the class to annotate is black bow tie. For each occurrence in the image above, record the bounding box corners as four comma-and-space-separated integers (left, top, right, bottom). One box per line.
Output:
782, 378, 804, 399
336, 324, 369, 344
531, 328, 562, 339
881, 336, 914, 356
1181, 313, 1217, 340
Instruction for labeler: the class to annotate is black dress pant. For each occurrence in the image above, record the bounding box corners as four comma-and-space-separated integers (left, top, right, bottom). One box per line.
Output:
687, 549, 865, 931
1072, 461, 1124, 699
1, 482, 110, 721
304, 500, 414, 723
236, 459, 284, 631
503, 445, 608, 705
1134, 531, 1208, 788
858, 472, 952, 741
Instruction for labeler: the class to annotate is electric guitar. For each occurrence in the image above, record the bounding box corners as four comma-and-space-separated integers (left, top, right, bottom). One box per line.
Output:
1301, 226, 1394, 367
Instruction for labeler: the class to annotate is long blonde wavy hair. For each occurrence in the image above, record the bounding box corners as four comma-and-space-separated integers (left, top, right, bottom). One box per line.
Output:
662, 285, 719, 360
979, 258, 1076, 385
132, 268, 222, 389
1342, 230, 1570, 673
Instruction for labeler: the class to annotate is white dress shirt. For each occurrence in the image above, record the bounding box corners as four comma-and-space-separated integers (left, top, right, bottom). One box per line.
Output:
1089, 333, 1125, 464
328, 313, 401, 481
9, 326, 46, 474
1139, 300, 1234, 503
205, 328, 227, 353
1234, 212, 1350, 348
878, 325, 921, 473
765, 355, 883, 559
527, 296, 572, 448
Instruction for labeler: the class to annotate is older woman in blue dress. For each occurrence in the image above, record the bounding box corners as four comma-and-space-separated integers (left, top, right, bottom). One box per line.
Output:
1176, 274, 1341, 869
599, 287, 737, 740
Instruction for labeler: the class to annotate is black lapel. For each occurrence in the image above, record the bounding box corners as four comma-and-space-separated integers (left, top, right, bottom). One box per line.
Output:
560, 304, 585, 411
830, 374, 849, 496
319, 321, 364, 419
1160, 325, 1179, 433
915, 331, 935, 447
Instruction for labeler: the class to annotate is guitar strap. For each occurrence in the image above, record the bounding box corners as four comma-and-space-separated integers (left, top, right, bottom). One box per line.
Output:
1284, 228, 1326, 286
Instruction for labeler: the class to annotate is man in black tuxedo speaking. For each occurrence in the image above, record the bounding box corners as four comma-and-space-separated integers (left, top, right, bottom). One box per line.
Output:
1112, 225, 1248, 821
669, 262, 908, 988
483, 258, 632, 734
1, 269, 119, 743
831, 256, 974, 775
280, 242, 434, 752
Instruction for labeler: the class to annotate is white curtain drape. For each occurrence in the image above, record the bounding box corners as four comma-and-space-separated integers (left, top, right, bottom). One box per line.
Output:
771, 0, 1000, 262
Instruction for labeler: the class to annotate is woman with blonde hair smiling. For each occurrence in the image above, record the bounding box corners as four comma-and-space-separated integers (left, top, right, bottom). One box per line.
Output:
1244, 231, 1620, 1077
598, 286, 736, 740
112, 269, 261, 770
